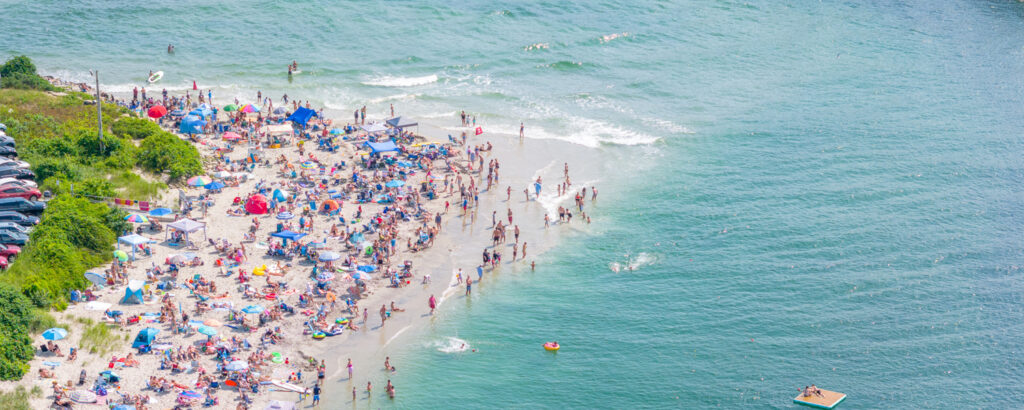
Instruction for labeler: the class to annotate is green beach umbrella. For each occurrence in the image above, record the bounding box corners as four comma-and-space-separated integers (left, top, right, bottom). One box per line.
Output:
223, 104, 238, 112
113, 250, 129, 262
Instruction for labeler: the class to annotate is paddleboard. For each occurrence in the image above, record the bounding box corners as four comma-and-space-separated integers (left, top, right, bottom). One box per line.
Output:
271, 380, 307, 393
148, 71, 163, 83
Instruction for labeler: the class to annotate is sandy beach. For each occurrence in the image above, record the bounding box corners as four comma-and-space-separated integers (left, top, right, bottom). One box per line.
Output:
1, 81, 601, 409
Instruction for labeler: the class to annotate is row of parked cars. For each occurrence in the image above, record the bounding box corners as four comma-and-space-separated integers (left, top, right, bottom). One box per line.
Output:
0, 123, 45, 268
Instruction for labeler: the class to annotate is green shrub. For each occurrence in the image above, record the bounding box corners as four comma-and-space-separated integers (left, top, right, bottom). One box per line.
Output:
111, 117, 161, 140
81, 322, 121, 356
32, 158, 81, 182
0, 385, 33, 410
138, 132, 202, 180
0, 56, 56, 92
0, 284, 37, 380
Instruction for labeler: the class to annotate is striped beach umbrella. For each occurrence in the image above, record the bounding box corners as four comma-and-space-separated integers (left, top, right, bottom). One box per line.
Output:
187, 176, 213, 186
240, 104, 259, 113
124, 213, 149, 224
300, 161, 317, 169
276, 212, 294, 220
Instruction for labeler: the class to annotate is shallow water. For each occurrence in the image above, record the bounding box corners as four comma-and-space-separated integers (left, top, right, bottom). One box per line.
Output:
5, 0, 1024, 407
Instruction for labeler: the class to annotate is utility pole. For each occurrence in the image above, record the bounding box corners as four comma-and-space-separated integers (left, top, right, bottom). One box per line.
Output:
91, 70, 104, 154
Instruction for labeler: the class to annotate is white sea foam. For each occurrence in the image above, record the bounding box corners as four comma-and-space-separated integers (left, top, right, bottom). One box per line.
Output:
362, 74, 439, 87
600, 32, 631, 43
434, 336, 470, 353
612, 252, 658, 272
367, 93, 419, 104
524, 43, 549, 51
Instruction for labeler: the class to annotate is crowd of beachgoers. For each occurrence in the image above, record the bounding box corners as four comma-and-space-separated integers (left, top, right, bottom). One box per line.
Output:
7, 76, 597, 410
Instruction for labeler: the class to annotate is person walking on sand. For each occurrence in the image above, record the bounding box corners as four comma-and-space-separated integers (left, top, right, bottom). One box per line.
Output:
520, 122, 524, 139
347, 359, 353, 380
380, 304, 387, 325
429, 294, 437, 314
312, 383, 321, 406
522, 242, 528, 259
318, 360, 326, 385
363, 308, 368, 325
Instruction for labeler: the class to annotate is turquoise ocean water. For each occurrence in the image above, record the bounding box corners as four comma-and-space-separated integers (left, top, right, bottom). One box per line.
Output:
4, 0, 1024, 407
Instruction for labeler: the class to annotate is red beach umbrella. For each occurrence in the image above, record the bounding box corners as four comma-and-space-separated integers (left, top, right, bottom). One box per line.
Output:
147, 105, 168, 118
193, 80, 198, 90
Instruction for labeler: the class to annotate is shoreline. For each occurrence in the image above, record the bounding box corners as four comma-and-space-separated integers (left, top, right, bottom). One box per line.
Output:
3, 77, 601, 409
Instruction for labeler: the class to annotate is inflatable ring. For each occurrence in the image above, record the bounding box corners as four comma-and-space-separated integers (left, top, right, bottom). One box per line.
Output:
543, 342, 560, 351
270, 353, 284, 364
252, 269, 265, 276
264, 293, 276, 300
335, 318, 350, 325
312, 332, 325, 339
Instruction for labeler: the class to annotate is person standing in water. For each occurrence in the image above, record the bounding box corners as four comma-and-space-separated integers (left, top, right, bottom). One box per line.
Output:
520, 122, 524, 140
428, 294, 437, 314
466, 277, 472, 295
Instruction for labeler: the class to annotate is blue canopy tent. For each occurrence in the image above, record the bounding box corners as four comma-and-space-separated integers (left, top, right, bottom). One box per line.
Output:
122, 280, 145, 304
286, 107, 318, 126
132, 327, 160, 348
271, 230, 306, 244
117, 233, 154, 261
180, 115, 206, 134
364, 140, 399, 155
386, 116, 418, 130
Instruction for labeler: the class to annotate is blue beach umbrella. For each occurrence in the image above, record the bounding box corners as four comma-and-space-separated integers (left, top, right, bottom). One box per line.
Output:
329, 128, 344, 135
149, 207, 172, 216
318, 251, 341, 261
84, 271, 106, 286
204, 181, 225, 190
196, 325, 217, 336
385, 180, 405, 188
42, 328, 68, 341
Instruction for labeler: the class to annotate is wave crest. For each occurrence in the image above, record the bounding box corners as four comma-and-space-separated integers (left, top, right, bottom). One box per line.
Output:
362, 74, 438, 87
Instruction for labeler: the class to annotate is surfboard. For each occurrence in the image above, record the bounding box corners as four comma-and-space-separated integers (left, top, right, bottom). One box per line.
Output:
148, 71, 163, 83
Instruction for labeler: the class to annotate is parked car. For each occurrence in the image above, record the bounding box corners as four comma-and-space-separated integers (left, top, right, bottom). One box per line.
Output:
0, 158, 30, 169
0, 256, 8, 269
0, 198, 45, 214
0, 177, 36, 188
0, 230, 28, 245
0, 167, 33, 180
0, 146, 16, 157
0, 136, 14, 147
0, 184, 41, 201
0, 211, 39, 226
0, 221, 30, 235
0, 243, 21, 261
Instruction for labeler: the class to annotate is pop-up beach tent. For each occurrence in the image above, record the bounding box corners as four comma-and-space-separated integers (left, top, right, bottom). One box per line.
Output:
271, 230, 306, 244
122, 280, 145, 304
166, 218, 207, 243
132, 327, 160, 348
118, 233, 154, 261
286, 107, 318, 126
386, 116, 418, 129
245, 194, 269, 214
364, 140, 399, 155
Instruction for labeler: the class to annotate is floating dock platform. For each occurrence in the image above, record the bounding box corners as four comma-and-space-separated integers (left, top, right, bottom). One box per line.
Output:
793, 389, 846, 409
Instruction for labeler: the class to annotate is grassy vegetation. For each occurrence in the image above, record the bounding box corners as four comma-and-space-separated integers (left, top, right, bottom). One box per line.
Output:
80, 322, 122, 356
0, 385, 41, 410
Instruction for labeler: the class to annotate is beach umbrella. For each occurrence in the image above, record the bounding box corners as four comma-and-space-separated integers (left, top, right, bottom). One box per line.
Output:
113, 250, 129, 262
225, 360, 249, 371
276, 212, 294, 220
240, 104, 259, 113
272, 107, 287, 115
300, 161, 317, 169
203, 319, 222, 327
204, 181, 226, 190
323, 200, 339, 212
385, 180, 405, 188
84, 272, 106, 286
124, 213, 149, 223
329, 128, 344, 135
69, 390, 97, 403
149, 207, 172, 216
213, 171, 233, 178
42, 328, 68, 341
197, 325, 217, 336
147, 105, 167, 118
265, 400, 296, 410
112, 405, 135, 410
316, 272, 335, 282
101, 370, 120, 382
319, 251, 341, 262
242, 305, 264, 314
169, 109, 185, 116
222, 131, 242, 141
187, 175, 213, 186
350, 272, 362, 280
223, 104, 238, 112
